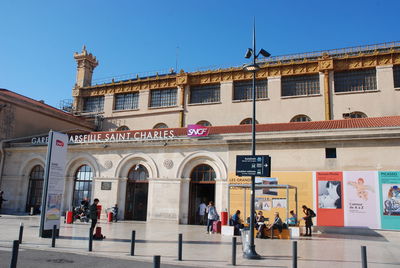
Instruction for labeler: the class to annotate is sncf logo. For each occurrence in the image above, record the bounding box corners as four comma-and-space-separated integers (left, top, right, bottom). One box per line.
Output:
56, 140, 64, 147
187, 124, 209, 137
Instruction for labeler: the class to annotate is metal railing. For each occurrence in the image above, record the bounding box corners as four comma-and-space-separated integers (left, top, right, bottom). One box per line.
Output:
86, 41, 400, 87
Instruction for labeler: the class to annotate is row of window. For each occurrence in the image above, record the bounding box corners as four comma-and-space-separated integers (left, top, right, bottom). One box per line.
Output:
115, 112, 367, 131
83, 66, 400, 113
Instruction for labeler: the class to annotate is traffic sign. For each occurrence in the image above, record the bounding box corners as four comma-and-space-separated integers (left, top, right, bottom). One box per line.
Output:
236, 155, 271, 177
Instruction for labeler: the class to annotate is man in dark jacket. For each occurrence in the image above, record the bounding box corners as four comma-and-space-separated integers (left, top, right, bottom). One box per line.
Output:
89, 198, 100, 231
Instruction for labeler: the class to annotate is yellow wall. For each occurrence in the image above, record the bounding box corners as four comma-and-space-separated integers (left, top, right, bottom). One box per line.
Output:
228, 171, 313, 226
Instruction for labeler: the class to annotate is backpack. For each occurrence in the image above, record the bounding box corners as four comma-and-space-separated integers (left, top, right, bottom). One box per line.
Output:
309, 209, 316, 218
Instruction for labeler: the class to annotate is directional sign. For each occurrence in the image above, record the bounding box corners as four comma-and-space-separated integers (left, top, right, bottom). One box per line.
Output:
236, 155, 271, 177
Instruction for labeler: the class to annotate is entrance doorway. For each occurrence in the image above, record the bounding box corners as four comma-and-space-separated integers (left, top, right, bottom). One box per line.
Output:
125, 164, 149, 221
26, 165, 44, 214
188, 164, 216, 225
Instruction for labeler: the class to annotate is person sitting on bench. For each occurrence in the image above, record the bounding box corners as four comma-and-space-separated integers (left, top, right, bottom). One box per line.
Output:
287, 210, 297, 226
265, 212, 283, 238
231, 210, 244, 235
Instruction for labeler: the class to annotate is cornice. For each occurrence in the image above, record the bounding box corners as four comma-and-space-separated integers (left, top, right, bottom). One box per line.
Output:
77, 50, 400, 97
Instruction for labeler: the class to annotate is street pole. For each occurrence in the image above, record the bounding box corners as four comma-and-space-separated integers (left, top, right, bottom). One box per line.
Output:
245, 20, 260, 260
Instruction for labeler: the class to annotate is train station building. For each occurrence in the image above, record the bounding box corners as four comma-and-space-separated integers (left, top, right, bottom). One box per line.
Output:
1, 42, 400, 229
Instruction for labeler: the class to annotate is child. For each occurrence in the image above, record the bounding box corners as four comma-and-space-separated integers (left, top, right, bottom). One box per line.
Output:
112, 204, 119, 222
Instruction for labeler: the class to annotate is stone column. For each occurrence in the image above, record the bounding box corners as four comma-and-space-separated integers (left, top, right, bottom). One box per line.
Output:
147, 177, 184, 222
103, 94, 114, 117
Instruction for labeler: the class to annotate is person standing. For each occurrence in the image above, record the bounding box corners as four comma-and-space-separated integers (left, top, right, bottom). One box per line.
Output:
112, 204, 119, 222
0, 191, 7, 216
198, 200, 207, 225
302, 205, 315, 236
89, 198, 100, 232
206, 201, 219, 234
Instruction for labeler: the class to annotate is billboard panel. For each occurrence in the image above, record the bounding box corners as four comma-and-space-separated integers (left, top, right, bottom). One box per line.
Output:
316, 172, 344, 226
343, 171, 380, 229
379, 171, 400, 230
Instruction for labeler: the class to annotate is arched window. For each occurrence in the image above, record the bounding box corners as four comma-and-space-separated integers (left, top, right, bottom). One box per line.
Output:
26, 165, 44, 212
196, 120, 212, 127
153, 123, 168, 129
190, 164, 216, 182
350, 112, 367, 118
290, 114, 312, 122
128, 164, 149, 181
240, 118, 259, 125
117, 125, 130, 131
72, 165, 93, 208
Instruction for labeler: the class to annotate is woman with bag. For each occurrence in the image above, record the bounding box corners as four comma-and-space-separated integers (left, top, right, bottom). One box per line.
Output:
206, 201, 219, 234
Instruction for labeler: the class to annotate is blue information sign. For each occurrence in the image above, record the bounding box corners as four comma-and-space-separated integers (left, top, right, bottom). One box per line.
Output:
236, 155, 271, 177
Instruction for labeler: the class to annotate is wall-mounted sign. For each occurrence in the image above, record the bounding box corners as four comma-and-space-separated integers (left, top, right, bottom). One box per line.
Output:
187, 124, 209, 137
101, 182, 112, 190
31, 129, 177, 145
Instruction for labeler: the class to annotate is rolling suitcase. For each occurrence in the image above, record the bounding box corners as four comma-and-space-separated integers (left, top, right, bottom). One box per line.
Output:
212, 220, 221, 233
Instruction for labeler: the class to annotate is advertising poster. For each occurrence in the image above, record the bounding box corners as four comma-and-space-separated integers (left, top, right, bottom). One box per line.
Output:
272, 198, 287, 208
379, 171, 400, 230
343, 171, 380, 229
255, 177, 278, 196
41, 131, 68, 232
316, 172, 344, 226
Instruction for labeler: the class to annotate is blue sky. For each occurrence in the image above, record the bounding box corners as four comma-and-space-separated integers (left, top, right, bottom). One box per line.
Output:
0, 0, 399, 108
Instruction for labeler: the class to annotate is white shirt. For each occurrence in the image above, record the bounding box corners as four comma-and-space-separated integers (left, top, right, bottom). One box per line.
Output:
198, 203, 207, 216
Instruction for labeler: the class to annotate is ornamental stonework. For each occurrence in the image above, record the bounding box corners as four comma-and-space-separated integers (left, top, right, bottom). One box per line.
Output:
104, 160, 113, 169
163, 159, 174, 169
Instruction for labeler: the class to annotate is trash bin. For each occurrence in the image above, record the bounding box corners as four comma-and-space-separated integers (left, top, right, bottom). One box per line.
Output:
241, 227, 251, 254
221, 211, 228, 225
96, 205, 102, 220
107, 212, 113, 222
66, 211, 74, 224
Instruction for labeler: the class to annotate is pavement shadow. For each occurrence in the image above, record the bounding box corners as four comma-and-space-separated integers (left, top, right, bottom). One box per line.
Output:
59, 236, 241, 246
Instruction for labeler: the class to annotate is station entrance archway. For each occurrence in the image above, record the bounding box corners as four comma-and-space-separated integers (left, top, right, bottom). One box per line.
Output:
188, 164, 216, 225
125, 164, 149, 221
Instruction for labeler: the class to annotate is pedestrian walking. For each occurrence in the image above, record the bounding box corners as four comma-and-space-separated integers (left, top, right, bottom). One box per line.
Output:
89, 198, 100, 232
302, 205, 316, 236
0, 191, 7, 216
206, 201, 219, 234
198, 199, 207, 225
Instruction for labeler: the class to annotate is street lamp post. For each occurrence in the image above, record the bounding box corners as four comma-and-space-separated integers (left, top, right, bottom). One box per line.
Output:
242, 21, 271, 260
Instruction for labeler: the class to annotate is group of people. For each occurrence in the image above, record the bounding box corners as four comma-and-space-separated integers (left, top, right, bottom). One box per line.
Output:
230, 204, 316, 237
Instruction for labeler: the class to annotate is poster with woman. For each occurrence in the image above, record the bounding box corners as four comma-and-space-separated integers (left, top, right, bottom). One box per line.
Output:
343, 171, 380, 229
316, 172, 344, 226
379, 171, 400, 230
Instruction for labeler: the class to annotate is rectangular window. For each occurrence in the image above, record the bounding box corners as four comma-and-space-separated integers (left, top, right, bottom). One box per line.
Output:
325, 148, 337, 159
190, 84, 220, 104
150, 88, 177, 108
114, 92, 139, 110
394, 65, 400, 88
334, 69, 377, 93
233, 80, 268, 100
83, 96, 104, 113
281, 74, 320, 97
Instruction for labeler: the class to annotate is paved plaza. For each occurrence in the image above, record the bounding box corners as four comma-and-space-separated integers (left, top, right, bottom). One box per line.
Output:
0, 215, 400, 268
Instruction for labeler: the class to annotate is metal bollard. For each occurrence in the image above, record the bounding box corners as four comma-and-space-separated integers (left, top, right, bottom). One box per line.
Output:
232, 237, 237, 266
153, 255, 161, 268
10, 240, 19, 268
178, 233, 183, 261
51, 225, 56, 248
18, 223, 24, 244
361, 246, 367, 268
130, 230, 136, 256
292, 241, 297, 268
89, 228, 93, 252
